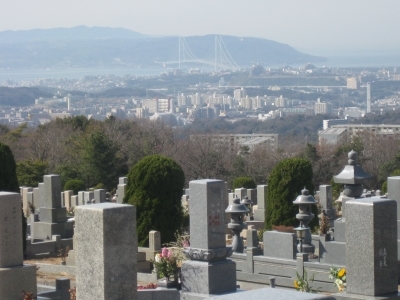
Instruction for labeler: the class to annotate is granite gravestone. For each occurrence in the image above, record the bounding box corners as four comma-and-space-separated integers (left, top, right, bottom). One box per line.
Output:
387, 176, 400, 260
181, 179, 236, 296
346, 197, 398, 296
117, 177, 127, 204
0, 192, 37, 299
31, 175, 73, 240
75, 203, 137, 300
254, 185, 267, 221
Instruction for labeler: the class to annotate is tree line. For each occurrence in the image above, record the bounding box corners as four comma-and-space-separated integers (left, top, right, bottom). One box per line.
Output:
0, 115, 399, 193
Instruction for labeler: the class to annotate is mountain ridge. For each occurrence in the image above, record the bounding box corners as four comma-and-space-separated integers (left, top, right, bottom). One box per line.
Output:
0, 26, 325, 69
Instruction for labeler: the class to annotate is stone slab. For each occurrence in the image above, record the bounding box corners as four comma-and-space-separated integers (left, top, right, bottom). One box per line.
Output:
346, 197, 398, 296
333, 292, 400, 300
0, 264, 37, 299
119, 177, 128, 185
31, 221, 74, 240
388, 176, 400, 218
320, 185, 333, 210
39, 207, 68, 223
83, 191, 94, 203
117, 184, 126, 204
0, 192, 24, 267
149, 230, 161, 251
256, 185, 267, 210
75, 203, 137, 300
334, 219, 346, 242
94, 189, 106, 203
138, 289, 180, 300
247, 189, 257, 205
63, 190, 73, 210
38, 183, 45, 209
253, 209, 265, 222
319, 240, 346, 266
189, 180, 227, 249
181, 259, 236, 295
43, 175, 62, 208
209, 287, 335, 299
263, 231, 296, 259
234, 188, 247, 200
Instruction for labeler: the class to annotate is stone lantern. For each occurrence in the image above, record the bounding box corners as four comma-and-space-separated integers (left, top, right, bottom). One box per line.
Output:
226, 196, 249, 253
241, 196, 253, 221
293, 188, 317, 254
333, 150, 371, 198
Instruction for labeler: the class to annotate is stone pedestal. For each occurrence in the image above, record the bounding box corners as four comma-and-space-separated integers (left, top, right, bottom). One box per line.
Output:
75, 203, 137, 300
346, 197, 398, 297
0, 192, 37, 299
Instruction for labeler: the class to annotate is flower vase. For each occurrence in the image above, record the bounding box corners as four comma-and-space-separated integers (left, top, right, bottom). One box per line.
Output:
157, 277, 178, 289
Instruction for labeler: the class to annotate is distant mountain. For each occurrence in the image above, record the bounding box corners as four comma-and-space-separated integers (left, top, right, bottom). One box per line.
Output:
0, 27, 325, 69
0, 26, 148, 43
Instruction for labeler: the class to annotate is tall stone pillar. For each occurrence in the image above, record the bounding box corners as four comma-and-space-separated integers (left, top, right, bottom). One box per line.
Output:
0, 192, 37, 299
75, 203, 137, 300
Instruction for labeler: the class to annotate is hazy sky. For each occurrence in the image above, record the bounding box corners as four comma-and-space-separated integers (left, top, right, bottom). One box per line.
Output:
1, 0, 399, 55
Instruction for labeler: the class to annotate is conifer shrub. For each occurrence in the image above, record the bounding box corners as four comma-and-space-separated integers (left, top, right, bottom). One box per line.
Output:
232, 176, 256, 190
265, 157, 318, 230
64, 179, 86, 195
123, 155, 184, 246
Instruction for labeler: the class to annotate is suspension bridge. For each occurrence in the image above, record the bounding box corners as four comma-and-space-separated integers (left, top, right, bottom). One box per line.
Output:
155, 36, 240, 71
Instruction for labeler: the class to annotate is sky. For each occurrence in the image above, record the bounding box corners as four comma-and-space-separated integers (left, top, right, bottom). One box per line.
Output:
1, 0, 399, 56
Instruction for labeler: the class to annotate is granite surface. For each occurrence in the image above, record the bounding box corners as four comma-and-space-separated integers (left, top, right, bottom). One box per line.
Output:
0, 265, 37, 299
75, 203, 137, 300
320, 185, 333, 210
43, 175, 62, 208
0, 192, 23, 267
189, 180, 227, 250
256, 185, 267, 210
263, 231, 297, 259
346, 197, 398, 296
387, 176, 400, 218
181, 259, 236, 295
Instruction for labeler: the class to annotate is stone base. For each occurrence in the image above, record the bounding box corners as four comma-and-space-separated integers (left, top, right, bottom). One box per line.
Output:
32, 221, 74, 240
253, 209, 265, 222
0, 264, 37, 299
181, 259, 236, 295
40, 207, 68, 223
333, 292, 400, 300
66, 249, 75, 266
333, 219, 346, 242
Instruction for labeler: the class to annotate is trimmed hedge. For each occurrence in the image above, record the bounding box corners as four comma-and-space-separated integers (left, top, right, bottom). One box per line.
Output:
232, 176, 256, 190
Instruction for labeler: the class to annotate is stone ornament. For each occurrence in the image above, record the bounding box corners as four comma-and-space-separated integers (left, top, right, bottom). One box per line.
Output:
183, 247, 233, 261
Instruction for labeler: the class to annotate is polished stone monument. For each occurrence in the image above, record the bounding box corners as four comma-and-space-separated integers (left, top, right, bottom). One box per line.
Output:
181, 179, 236, 298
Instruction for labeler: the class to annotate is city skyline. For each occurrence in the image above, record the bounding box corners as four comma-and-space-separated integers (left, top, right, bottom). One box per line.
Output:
1, 0, 400, 56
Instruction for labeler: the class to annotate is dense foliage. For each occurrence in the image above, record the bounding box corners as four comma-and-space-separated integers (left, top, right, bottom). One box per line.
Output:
123, 155, 185, 246
64, 179, 86, 195
232, 176, 256, 190
17, 160, 48, 187
265, 158, 315, 230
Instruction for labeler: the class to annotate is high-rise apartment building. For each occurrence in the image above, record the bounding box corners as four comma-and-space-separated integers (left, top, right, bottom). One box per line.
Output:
315, 98, 332, 115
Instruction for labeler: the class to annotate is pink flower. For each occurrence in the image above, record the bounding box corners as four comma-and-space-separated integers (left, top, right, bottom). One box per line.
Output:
183, 240, 190, 248
161, 247, 169, 258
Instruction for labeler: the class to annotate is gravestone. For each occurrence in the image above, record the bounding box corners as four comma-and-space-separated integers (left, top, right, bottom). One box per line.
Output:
247, 188, 257, 206
0, 192, 37, 299
387, 176, 400, 260
181, 179, 236, 297
63, 190, 73, 210
78, 191, 84, 205
83, 191, 94, 204
38, 182, 45, 210
75, 203, 137, 300
22, 187, 33, 217
319, 185, 336, 227
31, 175, 73, 240
254, 185, 267, 221
234, 187, 247, 201
94, 189, 106, 203
71, 195, 79, 207
117, 177, 127, 204
345, 197, 398, 297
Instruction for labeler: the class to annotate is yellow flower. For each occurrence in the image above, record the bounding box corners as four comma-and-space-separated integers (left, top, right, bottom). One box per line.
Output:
338, 268, 346, 278
294, 280, 299, 288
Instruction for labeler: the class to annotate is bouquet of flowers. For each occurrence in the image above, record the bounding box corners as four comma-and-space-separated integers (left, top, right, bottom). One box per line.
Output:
151, 247, 178, 280
329, 267, 346, 292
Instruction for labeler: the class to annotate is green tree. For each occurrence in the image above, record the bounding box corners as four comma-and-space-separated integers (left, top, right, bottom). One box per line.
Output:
0, 142, 26, 253
123, 155, 184, 246
16, 160, 48, 187
265, 157, 316, 230
64, 179, 86, 195
81, 131, 127, 190
232, 176, 256, 190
